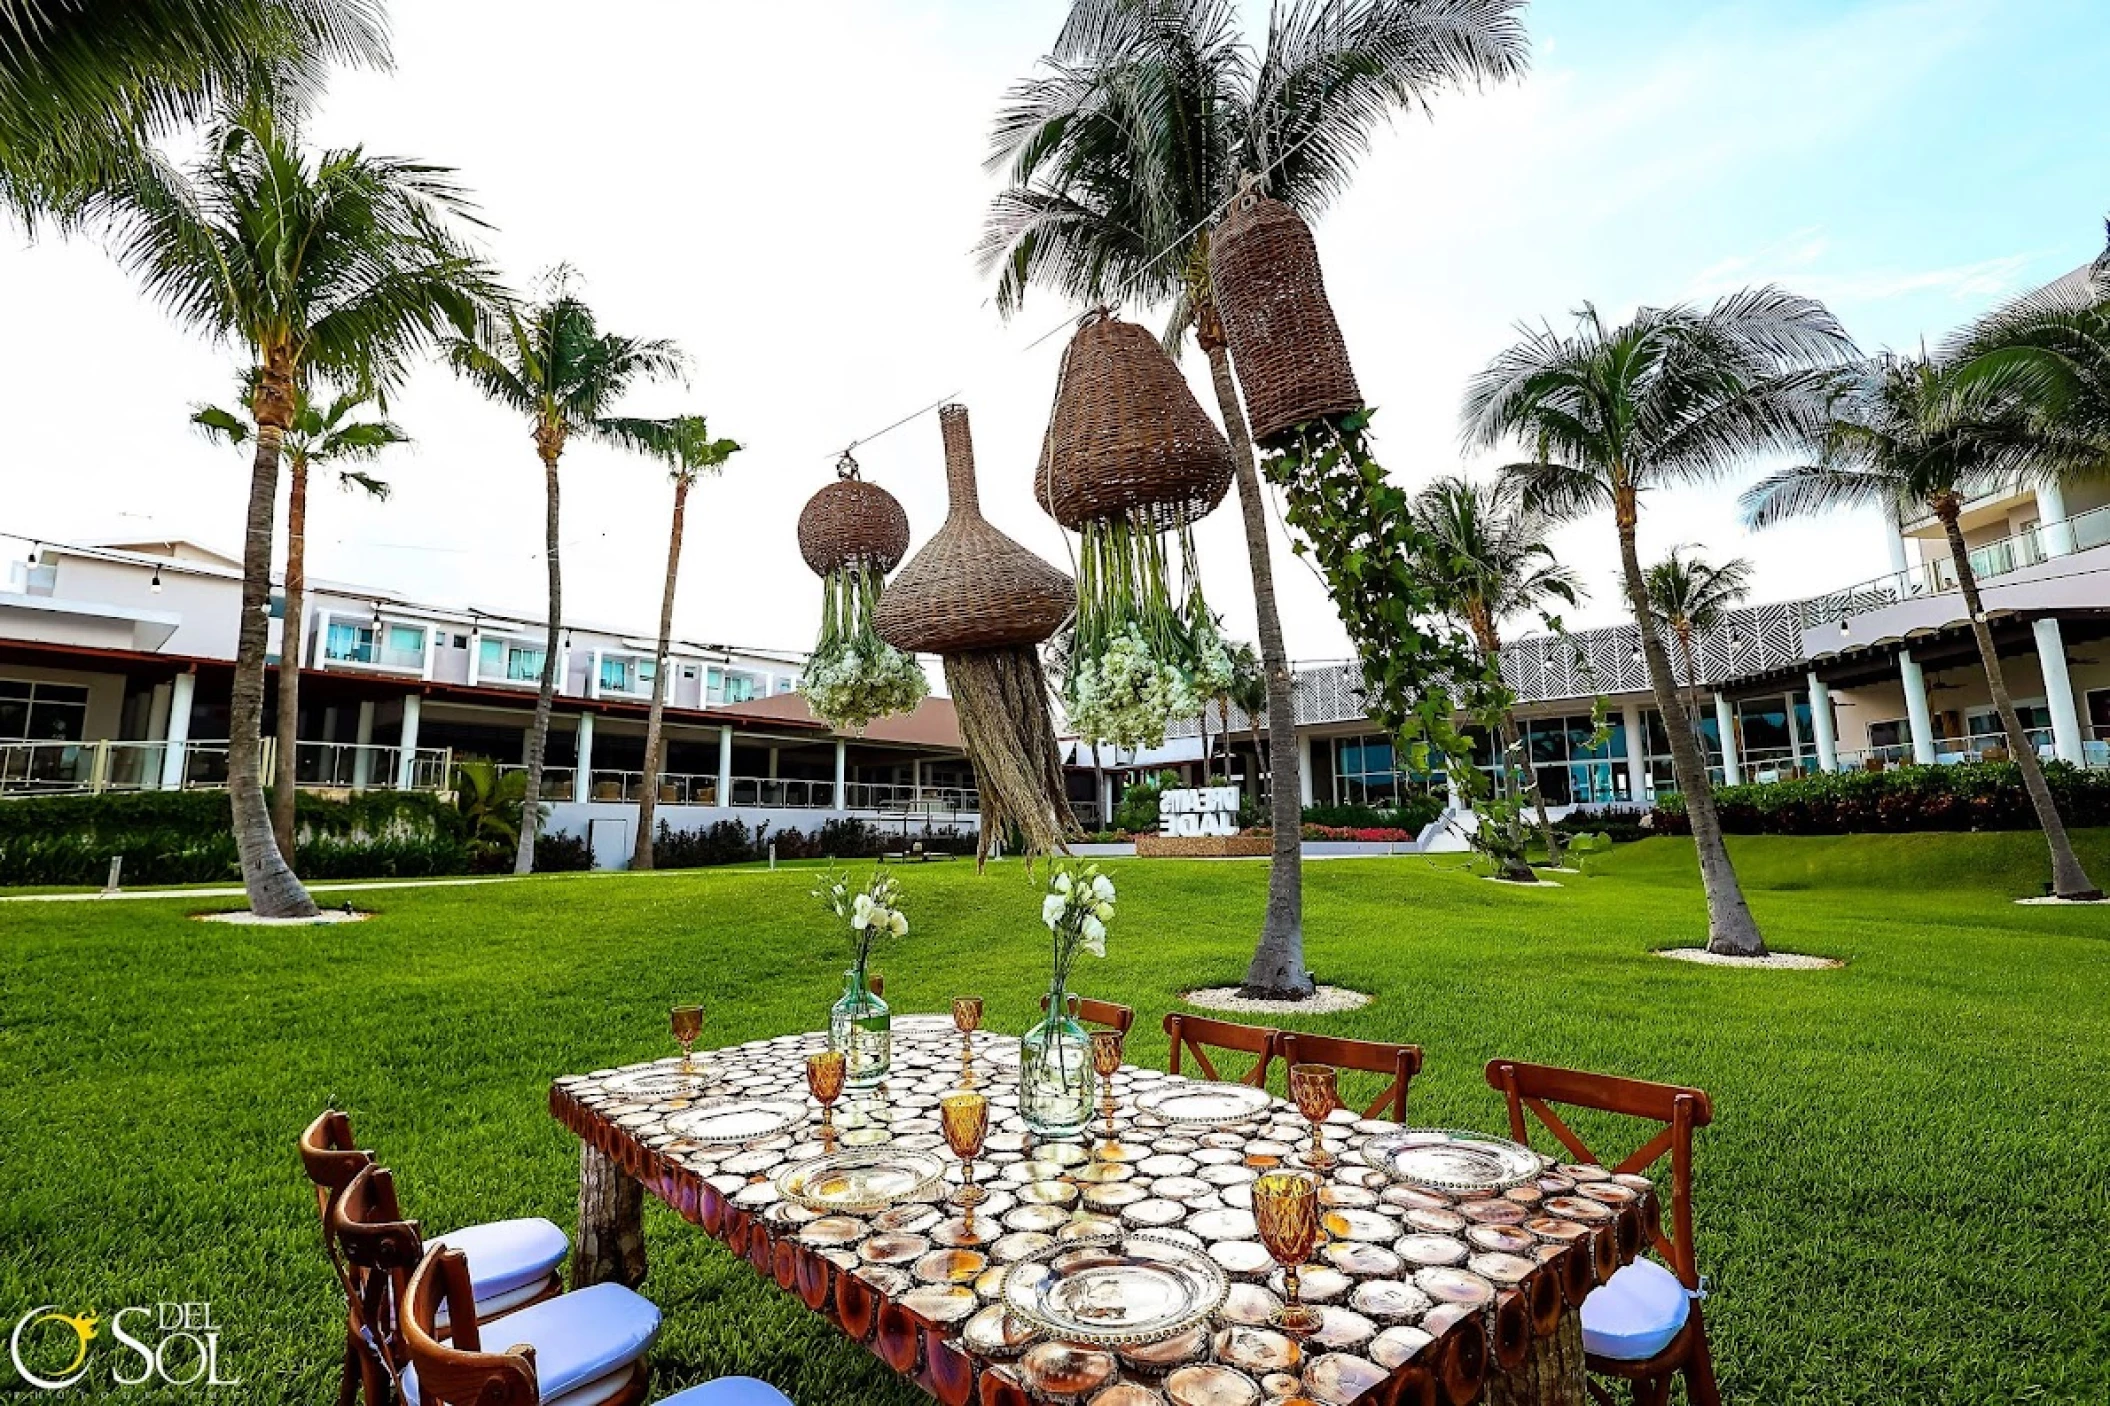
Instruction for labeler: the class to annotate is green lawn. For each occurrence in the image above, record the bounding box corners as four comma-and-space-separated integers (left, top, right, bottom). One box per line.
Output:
4, 834, 2107, 1403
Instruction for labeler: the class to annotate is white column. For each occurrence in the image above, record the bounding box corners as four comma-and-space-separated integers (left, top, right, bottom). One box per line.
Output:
1712, 693, 1742, 785
395, 693, 421, 788
587, 647, 603, 699
1885, 513, 1912, 577
146, 683, 172, 748
351, 700, 376, 790
1807, 674, 1840, 772
833, 739, 848, 810
766, 746, 779, 779
2037, 483, 2076, 558
1899, 650, 1937, 765
1296, 736, 1315, 806
312, 610, 332, 672
574, 710, 595, 802
2034, 617, 2084, 762
159, 672, 195, 789
1621, 701, 1648, 803
912, 759, 924, 802
717, 727, 733, 807
468, 628, 483, 686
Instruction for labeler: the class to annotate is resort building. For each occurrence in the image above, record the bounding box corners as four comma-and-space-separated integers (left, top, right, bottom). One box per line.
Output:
0, 536, 978, 860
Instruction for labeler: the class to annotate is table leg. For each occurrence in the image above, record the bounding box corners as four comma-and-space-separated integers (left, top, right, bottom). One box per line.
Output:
574, 1140, 647, 1289
1483, 1312, 1587, 1406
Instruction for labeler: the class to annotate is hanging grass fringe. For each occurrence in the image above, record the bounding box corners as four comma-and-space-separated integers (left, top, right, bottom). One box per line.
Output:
943, 648, 1075, 867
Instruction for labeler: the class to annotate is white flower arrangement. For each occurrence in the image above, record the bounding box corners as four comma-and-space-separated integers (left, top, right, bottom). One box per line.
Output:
1041, 862, 1116, 987
814, 868, 908, 971
804, 632, 928, 734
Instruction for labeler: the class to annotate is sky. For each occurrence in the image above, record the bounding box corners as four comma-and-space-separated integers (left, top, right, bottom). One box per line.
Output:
1, 0, 2105, 667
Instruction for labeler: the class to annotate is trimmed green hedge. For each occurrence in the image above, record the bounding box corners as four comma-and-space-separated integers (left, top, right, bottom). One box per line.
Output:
1650, 761, 2110, 835
0, 790, 470, 887
1302, 797, 1445, 833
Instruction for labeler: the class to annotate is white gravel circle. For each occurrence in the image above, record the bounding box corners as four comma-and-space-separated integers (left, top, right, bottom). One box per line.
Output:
1183, 984, 1374, 1014
1657, 947, 1842, 970
2015, 895, 2110, 905
196, 909, 372, 926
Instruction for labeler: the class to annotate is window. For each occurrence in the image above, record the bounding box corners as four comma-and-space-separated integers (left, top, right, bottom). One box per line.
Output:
380, 624, 426, 669
1516, 712, 1627, 805
0, 679, 89, 741
598, 656, 656, 694
480, 638, 546, 683
325, 621, 375, 664
1333, 735, 1399, 806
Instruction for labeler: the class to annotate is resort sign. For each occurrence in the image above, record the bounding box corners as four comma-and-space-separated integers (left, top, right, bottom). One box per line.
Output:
1159, 786, 1241, 838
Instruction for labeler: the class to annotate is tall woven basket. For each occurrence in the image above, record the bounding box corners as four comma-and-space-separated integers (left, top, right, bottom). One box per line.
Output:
873, 405, 1073, 654
797, 473, 910, 577
1210, 191, 1364, 448
1034, 311, 1235, 531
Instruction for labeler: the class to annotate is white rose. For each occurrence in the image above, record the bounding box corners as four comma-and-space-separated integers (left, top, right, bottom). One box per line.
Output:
889, 911, 908, 936
1091, 875, 1115, 901
1042, 894, 1066, 929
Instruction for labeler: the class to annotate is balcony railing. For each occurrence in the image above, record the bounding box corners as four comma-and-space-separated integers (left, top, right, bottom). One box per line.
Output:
0, 740, 453, 797
485, 767, 980, 813
1803, 503, 2110, 628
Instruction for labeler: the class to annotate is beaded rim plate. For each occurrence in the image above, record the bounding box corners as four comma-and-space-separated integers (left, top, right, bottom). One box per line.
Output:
602, 1065, 718, 1098
1000, 1234, 1231, 1346
774, 1147, 948, 1213
1133, 1081, 1274, 1126
1380, 1130, 1542, 1194
664, 1098, 808, 1145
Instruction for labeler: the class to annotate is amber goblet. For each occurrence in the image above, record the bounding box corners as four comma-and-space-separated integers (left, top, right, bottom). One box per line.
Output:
940, 1091, 990, 1210
952, 996, 984, 1081
806, 1049, 848, 1135
1290, 1063, 1342, 1170
1253, 1170, 1324, 1335
670, 1004, 704, 1077
1088, 1029, 1125, 1147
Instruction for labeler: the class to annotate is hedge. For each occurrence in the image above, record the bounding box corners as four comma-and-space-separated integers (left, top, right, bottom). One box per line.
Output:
0, 790, 470, 887
1301, 797, 1444, 833
653, 817, 976, 869
1649, 761, 2110, 836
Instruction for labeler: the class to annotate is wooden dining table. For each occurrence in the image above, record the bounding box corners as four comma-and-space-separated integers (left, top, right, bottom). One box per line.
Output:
550, 1018, 1659, 1406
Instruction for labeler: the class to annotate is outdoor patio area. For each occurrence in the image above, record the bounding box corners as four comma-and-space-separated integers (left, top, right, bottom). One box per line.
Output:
5, 832, 2105, 1404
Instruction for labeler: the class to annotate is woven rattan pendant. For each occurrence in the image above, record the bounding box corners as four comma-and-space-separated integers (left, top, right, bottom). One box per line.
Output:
796, 456, 927, 733
873, 405, 1074, 863
1209, 189, 1364, 448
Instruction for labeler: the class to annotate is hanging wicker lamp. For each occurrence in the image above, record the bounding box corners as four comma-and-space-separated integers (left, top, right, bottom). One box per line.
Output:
1209, 188, 1364, 448
1034, 310, 1235, 531
797, 460, 910, 577
874, 405, 1073, 654
873, 404, 1074, 865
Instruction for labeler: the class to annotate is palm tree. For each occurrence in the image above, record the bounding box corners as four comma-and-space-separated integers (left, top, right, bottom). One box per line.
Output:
1225, 637, 1268, 789
612, 416, 742, 871
982, 0, 1529, 997
1643, 546, 1753, 732
99, 101, 493, 916
445, 271, 685, 873
195, 383, 405, 861
1409, 474, 1581, 866
1467, 289, 1857, 956
1, 0, 386, 220
1743, 351, 2103, 900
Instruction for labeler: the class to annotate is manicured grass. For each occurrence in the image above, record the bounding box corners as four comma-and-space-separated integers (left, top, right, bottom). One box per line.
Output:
3, 835, 2108, 1403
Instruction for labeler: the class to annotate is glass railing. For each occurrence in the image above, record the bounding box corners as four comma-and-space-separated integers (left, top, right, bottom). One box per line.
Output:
0, 740, 451, 796
1803, 503, 2110, 628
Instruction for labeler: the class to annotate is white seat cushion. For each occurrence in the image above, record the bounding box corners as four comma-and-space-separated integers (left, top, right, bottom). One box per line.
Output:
654, 1380, 795, 1406
403, 1283, 661, 1405
432, 1218, 570, 1300
1580, 1258, 1691, 1362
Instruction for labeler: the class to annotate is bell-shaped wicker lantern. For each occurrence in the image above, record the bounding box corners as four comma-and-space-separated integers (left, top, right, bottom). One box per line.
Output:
1034, 310, 1234, 532
873, 405, 1074, 866
1210, 189, 1364, 448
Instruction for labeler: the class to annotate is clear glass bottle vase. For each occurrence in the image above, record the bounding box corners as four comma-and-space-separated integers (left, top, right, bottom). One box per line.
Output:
1019, 981, 1094, 1138
829, 965, 891, 1089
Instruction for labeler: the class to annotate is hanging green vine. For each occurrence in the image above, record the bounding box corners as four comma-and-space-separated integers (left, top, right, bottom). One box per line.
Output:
804, 563, 928, 733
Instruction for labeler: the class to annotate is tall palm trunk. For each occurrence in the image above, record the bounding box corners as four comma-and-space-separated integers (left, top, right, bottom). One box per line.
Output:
1938, 504, 2101, 899
1676, 626, 1704, 729
631, 476, 691, 870
1615, 487, 1765, 955
1485, 717, 1538, 882
271, 450, 308, 863
1090, 739, 1107, 830
1200, 327, 1311, 999
233, 358, 318, 917
516, 434, 564, 874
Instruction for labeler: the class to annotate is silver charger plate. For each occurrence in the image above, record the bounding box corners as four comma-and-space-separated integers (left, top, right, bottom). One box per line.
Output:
1001, 1233, 1230, 1346
1380, 1129, 1542, 1193
603, 1065, 718, 1099
774, 1146, 948, 1213
665, 1097, 809, 1145
1134, 1081, 1274, 1127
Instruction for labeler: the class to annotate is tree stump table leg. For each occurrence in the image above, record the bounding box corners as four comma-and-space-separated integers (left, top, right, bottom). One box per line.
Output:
574, 1141, 647, 1289
1483, 1313, 1587, 1406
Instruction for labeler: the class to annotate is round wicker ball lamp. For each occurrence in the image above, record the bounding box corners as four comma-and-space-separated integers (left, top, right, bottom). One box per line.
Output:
1209, 189, 1365, 448
797, 471, 910, 578
795, 457, 927, 734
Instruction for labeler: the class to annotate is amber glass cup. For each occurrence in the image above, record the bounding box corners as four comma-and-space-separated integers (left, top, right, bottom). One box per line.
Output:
1253, 1171, 1324, 1335
670, 1004, 704, 1076
952, 997, 984, 1080
1088, 1029, 1125, 1145
940, 1092, 990, 1208
806, 1049, 848, 1132
1289, 1063, 1341, 1170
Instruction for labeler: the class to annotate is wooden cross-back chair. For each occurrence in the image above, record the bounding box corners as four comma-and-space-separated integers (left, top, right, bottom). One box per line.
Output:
1484, 1058, 1721, 1406
1040, 994, 1137, 1036
329, 1163, 427, 1402
404, 1247, 544, 1406
300, 1110, 378, 1406
1280, 1032, 1423, 1122
1163, 1012, 1279, 1087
